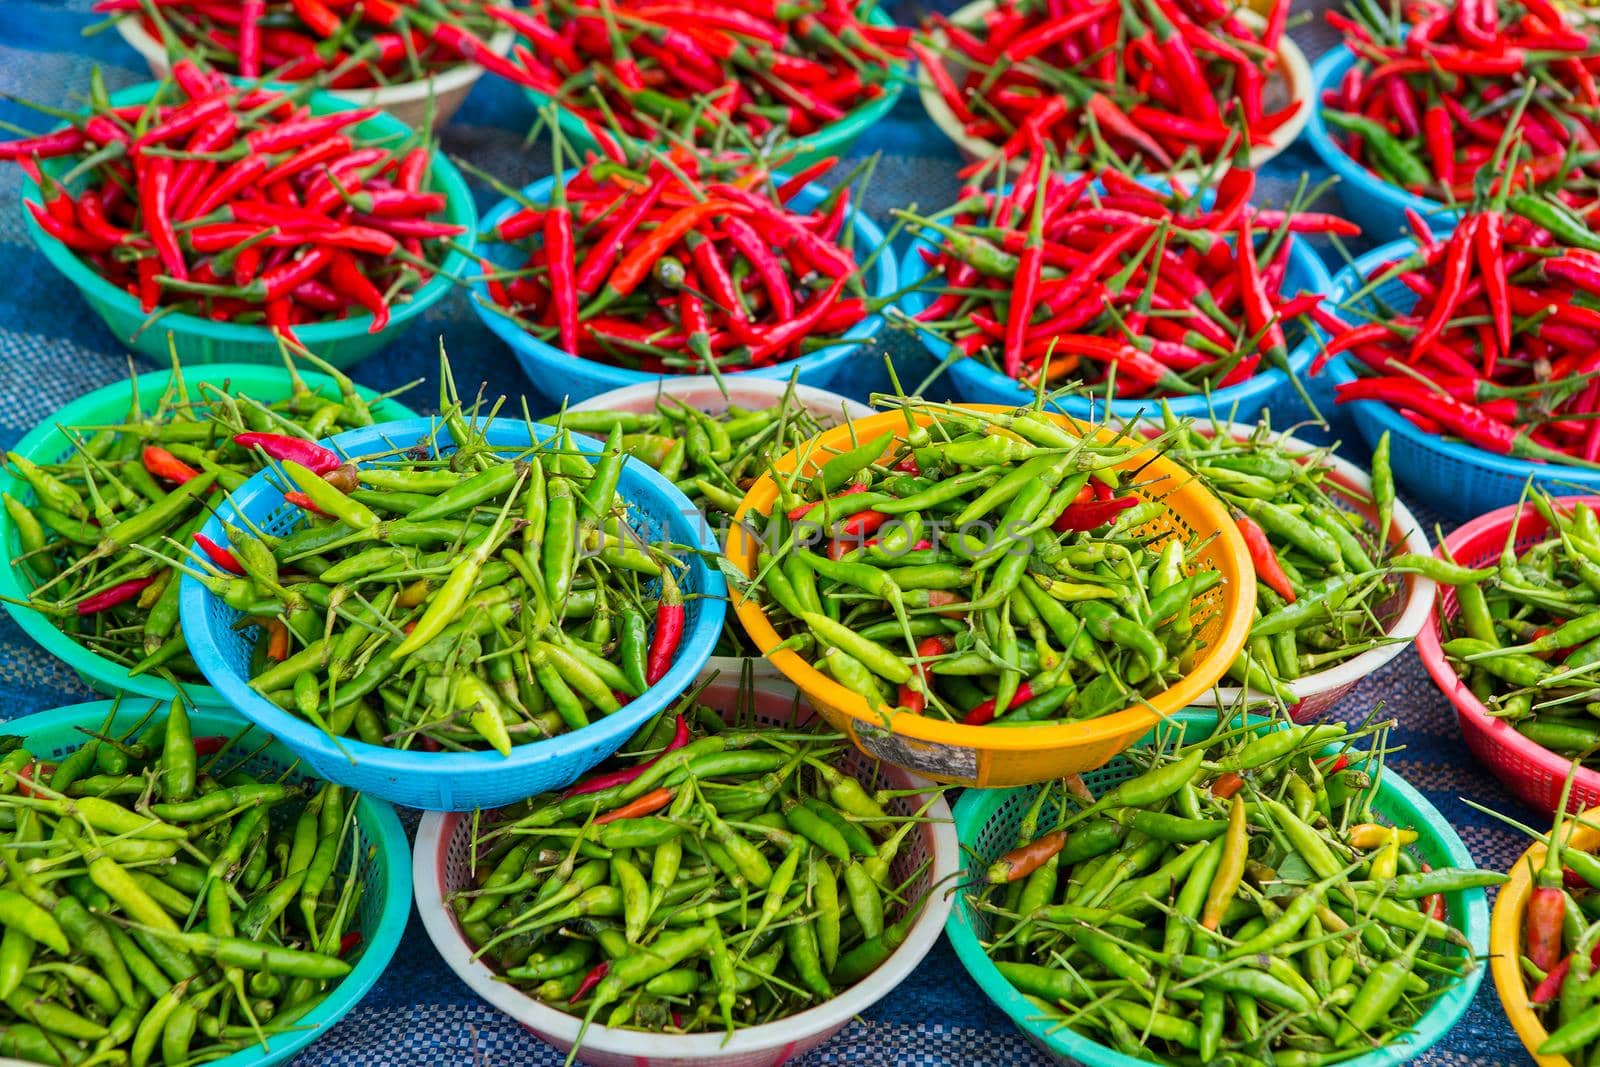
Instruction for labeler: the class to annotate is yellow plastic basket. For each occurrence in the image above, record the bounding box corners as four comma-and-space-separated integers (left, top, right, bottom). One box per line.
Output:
1490, 804, 1600, 1067
726, 405, 1255, 787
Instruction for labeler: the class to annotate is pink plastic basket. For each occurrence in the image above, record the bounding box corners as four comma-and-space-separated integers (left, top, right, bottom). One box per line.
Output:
1416, 496, 1600, 814
412, 677, 958, 1067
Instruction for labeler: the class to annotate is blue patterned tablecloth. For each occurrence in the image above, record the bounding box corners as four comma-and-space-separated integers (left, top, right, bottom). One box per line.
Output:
0, 3, 1540, 1063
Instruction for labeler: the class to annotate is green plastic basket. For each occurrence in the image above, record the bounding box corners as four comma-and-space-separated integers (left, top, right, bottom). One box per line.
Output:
0, 364, 416, 707
947, 711, 1490, 1067
19, 82, 477, 368
0, 698, 410, 1067
522, 7, 905, 171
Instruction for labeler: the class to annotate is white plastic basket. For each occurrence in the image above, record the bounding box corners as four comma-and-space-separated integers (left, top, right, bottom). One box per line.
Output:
113, 19, 513, 129
917, 0, 1312, 180
1179, 422, 1435, 720
413, 676, 959, 1067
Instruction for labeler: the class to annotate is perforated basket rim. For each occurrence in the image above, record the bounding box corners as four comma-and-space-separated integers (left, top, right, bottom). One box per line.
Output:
411, 678, 960, 1061
1166, 421, 1437, 708
178, 415, 727, 800
1416, 497, 1600, 800
1488, 805, 1600, 1067
726, 404, 1257, 754
112, 17, 514, 104
0, 698, 411, 1067
470, 170, 897, 399
21, 82, 477, 346
916, 0, 1311, 178
568, 377, 875, 424
946, 710, 1491, 1067
1320, 239, 1600, 492
1303, 47, 1458, 227
521, 5, 906, 166
893, 185, 1333, 420
0, 365, 415, 706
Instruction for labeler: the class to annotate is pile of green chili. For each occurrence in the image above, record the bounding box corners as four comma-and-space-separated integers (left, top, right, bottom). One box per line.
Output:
1480, 777, 1600, 1063
741, 397, 1215, 725
1424, 492, 1600, 765
2, 352, 408, 689
556, 384, 842, 657
1157, 412, 1408, 701
168, 371, 686, 755
0, 699, 366, 1067
453, 696, 937, 1054
971, 716, 1501, 1065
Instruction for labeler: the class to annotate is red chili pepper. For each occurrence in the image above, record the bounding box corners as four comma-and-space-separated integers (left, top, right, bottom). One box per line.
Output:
1052, 494, 1139, 532
191, 735, 227, 757
897, 636, 953, 716
1235, 511, 1296, 602
337, 931, 363, 958
233, 432, 341, 475
962, 682, 1036, 726
143, 445, 202, 485
570, 961, 610, 1004
77, 576, 157, 615
284, 490, 332, 518
644, 569, 683, 685
194, 532, 245, 576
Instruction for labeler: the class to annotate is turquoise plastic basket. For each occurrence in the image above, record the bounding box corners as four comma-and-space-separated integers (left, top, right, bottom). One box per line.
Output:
947, 710, 1490, 1067
471, 171, 897, 407
0, 698, 410, 1067
520, 7, 905, 172
1304, 47, 1459, 243
1312, 238, 1600, 517
895, 183, 1332, 424
179, 416, 727, 811
0, 364, 415, 707
19, 82, 476, 369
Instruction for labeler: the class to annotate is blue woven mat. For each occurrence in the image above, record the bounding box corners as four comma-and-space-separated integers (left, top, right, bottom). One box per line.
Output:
0, 3, 1538, 1063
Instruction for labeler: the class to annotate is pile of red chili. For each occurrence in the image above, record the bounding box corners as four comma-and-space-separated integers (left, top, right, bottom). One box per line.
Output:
904, 166, 1347, 398
2, 62, 463, 334
492, 0, 908, 156
1322, 0, 1600, 204
915, 0, 1297, 175
482, 148, 874, 373
1313, 189, 1600, 466
93, 0, 516, 88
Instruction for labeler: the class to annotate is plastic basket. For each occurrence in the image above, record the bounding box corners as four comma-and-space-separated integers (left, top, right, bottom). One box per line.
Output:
522, 7, 905, 174
1317, 239, 1600, 518
726, 405, 1256, 788
413, 674, 959, 1067
917, 0, 1311, 178
1179, 422, 1436, 721
570, 377, 876, 681
1489, 804, 1600, 1067
471, 174, 896, 408
1304, 47, 1460, 243
948, 709, 1490, 1067
0, 698, 411, 1067
1416, 496, 1600, 814
20, 82, 476, 369
179, 416, 727, 811
894, 187, 1332, 425
0, 364, 415, 707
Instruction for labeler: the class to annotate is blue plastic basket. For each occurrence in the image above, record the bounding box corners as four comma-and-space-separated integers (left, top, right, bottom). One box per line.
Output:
1, 698, 411, 1067
894, 185, 1333, 424
470, 171, 897, 408
20, 81, 476, 369
1304, 47, 1460, 244
1312, 237, 1600, 517
179, 416, 727, 811
947, 710, 1490, 1067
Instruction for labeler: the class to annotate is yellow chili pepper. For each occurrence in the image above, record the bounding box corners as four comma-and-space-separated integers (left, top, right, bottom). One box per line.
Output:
1369, 827, 1401, 881
1347, 823, 1415, 850
1201, 795, 1247, 930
